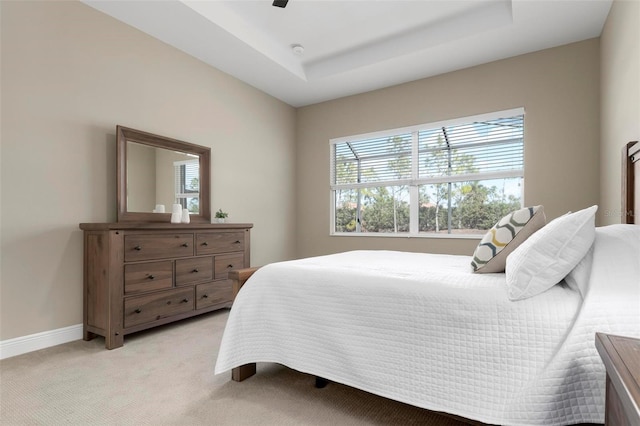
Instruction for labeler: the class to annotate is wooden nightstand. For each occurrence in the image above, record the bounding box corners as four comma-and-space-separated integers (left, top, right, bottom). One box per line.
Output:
595, 333, 640, 426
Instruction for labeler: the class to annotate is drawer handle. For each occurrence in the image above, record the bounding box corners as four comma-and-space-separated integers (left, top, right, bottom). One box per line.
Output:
181, 298, 189, 303
134, 246, 142, 251
202, 294, 208, 299
134, 308, 142, 314
202, 242, 209, 246
192, 268, 199, 273
182, 243, 189, 248
227, 264, 234, 269
148, 275, 155, 280
234, 240, 241, 244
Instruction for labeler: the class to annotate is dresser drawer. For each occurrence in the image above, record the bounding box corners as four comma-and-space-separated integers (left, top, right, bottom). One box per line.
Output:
124, 287, 193, 328
124, 233, 194, 262
196, 281, 232, 309
196, 232, 245, 255
214, 253, 245, 280
175, 257, 213, 286
124, 261, 173, 295
81, 223, 252, 350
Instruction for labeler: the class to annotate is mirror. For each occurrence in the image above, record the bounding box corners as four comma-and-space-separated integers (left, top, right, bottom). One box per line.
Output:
117, 126, 211, 223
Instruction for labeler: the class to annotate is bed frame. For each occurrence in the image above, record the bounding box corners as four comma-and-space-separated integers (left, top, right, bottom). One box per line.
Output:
228, 267, 260, 381
228, 141, 640, 386
623, 141, 639, 224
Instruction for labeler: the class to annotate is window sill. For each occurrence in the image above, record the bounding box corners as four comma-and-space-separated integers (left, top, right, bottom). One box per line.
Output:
330, 232, 483, 240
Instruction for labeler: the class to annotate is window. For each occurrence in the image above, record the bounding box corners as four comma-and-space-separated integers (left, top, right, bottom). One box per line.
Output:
174, 159, 200, 213
330, 108, 524, 237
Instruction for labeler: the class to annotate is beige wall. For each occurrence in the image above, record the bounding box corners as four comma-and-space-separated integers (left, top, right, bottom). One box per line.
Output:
600, 0, 640, 224
296, 40, 601, 259
0, 1, 296, 340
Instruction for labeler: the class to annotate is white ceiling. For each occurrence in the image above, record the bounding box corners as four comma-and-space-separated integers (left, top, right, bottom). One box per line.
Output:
83, 0, 612, 107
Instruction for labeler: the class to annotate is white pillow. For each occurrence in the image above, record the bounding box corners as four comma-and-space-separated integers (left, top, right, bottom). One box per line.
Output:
505, 205, 598, 301
564, 244, 594, 299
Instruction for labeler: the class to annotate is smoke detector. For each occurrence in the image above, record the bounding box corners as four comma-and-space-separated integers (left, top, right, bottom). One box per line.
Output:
291, 44, 305, 55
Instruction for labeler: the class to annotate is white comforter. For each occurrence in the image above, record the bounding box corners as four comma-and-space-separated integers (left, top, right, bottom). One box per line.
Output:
215, 225, 640, 425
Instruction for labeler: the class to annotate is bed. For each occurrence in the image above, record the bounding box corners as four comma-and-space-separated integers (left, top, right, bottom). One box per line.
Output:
215, 142, 639, 426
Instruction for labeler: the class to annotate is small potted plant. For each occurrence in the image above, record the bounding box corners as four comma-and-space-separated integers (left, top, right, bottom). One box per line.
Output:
215, 209, 228, 223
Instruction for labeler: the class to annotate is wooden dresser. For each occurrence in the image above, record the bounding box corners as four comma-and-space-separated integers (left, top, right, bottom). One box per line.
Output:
79, 222, 252, 349
595, 332, 640, 426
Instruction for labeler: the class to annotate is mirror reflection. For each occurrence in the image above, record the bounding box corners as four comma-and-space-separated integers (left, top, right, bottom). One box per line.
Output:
126, 141, 200, 214
117, 125, 210, 223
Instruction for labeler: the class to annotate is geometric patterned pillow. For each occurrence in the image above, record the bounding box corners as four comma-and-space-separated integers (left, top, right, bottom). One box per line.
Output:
471, 205, 546, 273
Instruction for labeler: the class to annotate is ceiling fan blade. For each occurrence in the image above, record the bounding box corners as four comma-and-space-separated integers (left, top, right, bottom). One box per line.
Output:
272, 0, 289, 8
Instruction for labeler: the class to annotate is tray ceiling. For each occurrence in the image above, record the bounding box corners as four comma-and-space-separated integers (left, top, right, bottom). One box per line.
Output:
83, 0, 612, 107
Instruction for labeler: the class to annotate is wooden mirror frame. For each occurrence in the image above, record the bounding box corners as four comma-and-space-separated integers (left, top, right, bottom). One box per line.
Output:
116, 125, 211, 223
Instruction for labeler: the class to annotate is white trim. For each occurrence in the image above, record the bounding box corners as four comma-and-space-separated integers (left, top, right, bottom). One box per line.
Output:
330, 231, 483, 239
409, 132, 419, 234
329, 190, 336, 235
331, 169, 523, 190
0, 324, 83, 360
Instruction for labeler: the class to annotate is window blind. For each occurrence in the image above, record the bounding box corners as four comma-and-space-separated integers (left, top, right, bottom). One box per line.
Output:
418, 116, 523, 178
333, 133, 413, 185
332, 114, 523, 188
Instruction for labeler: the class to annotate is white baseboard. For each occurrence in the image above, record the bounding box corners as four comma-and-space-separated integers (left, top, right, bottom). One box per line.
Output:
0, 324, 83, 360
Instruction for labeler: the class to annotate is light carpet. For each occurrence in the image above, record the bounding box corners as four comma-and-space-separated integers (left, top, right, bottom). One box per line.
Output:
0, 310, 470, 425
